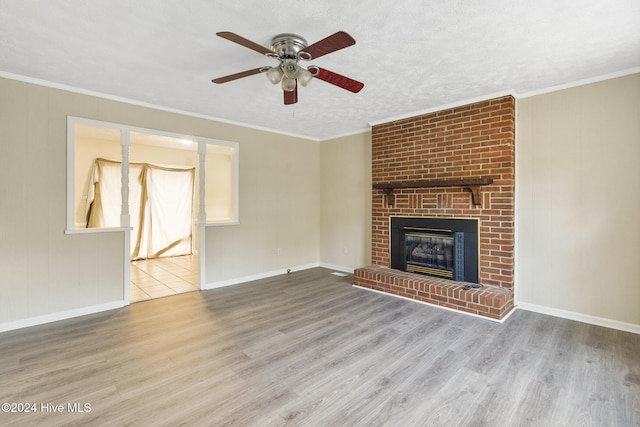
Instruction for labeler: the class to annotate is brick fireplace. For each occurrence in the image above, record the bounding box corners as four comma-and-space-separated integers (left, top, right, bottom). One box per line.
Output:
354, 96, 515, 320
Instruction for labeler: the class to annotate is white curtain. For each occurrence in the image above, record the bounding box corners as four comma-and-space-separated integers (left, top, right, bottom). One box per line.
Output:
86, 158, 195, 260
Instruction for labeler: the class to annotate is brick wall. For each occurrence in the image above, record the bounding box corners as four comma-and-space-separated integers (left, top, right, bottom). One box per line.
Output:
370, 95, 515, 289
357, 96, 515, 319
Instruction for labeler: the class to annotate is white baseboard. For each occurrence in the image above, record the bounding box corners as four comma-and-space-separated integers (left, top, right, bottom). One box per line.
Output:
0, 300, 126, 333
319, 263, 355, 274
517, 302, 640, 335
202, 262, 321, 290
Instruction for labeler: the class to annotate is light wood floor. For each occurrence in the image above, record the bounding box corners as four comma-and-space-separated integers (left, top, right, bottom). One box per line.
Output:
1, 268, 639, 426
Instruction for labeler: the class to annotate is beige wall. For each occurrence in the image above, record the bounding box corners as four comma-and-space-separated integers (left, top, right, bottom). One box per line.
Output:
5, 71, 637, 332
0, 81, 126, 326
204, 132, 321, 284
516, 73, 640, 328
1, 77, 370, 329
320, 132, 372, 271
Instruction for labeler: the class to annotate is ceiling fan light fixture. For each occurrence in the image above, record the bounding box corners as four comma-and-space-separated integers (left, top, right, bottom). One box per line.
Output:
266, 66, 283, 84
281, 76, 297, 92
298, 68, 313, 87
282, 60, 299, 79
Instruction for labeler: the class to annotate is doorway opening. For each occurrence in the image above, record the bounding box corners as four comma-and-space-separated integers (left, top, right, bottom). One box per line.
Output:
80, 131, 200, 302
68, 117, 239, 304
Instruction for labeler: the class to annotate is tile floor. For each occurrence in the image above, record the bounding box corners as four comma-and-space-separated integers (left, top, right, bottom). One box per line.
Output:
130, 254, 199, 303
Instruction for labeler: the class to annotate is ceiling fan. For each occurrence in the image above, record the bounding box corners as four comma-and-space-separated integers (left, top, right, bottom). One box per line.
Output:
212, 31, 364, 105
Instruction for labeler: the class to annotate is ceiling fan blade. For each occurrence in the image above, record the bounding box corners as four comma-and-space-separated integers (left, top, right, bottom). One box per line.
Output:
216, 31, 272, 55
300, 31, 356, 60
313, 67, 364, 93
284, 83, 298, 105
212, 67, 265, 84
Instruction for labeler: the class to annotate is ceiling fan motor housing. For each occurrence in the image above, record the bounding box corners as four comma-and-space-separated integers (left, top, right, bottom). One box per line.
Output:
270, 34, 308, 59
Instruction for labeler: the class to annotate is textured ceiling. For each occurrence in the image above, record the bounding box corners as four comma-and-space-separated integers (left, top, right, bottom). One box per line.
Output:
1, 1, 639, 140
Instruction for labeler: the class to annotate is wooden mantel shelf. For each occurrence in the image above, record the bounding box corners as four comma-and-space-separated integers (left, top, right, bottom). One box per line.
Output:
373, 177, 493, 206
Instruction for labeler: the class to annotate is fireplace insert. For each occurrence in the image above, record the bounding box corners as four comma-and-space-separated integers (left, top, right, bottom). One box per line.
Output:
390, 217, 479, 283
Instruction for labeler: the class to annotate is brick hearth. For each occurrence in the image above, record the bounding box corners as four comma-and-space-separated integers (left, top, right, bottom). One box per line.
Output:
355, 265, 513, 320
355, 95, 516, 320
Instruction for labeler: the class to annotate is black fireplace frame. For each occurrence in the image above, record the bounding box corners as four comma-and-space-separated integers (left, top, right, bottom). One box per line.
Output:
390, 216, 480, 284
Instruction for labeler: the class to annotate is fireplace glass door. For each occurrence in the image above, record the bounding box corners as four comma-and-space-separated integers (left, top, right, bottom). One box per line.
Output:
391, 217, 478, 283
405, 230, 455, 278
